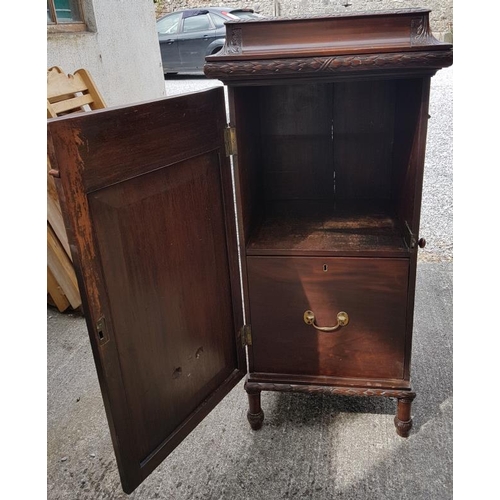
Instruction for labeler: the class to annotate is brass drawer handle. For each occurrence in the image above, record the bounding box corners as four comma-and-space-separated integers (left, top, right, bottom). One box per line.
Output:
303, 310, 349, 332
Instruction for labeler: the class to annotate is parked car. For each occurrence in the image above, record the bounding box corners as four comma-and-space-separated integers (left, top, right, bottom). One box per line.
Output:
156, 7, 263, 75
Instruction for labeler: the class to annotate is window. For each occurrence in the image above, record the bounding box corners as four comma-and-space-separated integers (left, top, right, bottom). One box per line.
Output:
182, 14, 211, 33
157, 12, 182, 35
47, 0, 85, 32
209, 13, 227, 29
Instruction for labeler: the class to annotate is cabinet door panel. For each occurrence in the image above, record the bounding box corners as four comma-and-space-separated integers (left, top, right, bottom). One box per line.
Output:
48, 88, 245, 493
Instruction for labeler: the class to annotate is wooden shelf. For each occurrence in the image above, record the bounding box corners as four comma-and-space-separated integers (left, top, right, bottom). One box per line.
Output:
246, 201, 408, 257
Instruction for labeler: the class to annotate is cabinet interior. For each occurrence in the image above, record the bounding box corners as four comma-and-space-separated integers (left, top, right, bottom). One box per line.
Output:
234, 78, 424, 257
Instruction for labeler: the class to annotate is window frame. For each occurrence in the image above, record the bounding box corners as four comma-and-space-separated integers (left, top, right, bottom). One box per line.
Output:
47, 0, 86, 33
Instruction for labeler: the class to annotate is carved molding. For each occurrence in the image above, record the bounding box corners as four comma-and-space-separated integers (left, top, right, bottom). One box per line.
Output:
219, 28, 242, 56
244, 381, 416, 400
204, 51, 453, 80
225, 9, 430, 24
410, 16, 440, 47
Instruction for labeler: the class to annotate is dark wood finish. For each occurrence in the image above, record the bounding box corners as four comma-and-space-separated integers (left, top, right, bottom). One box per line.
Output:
246, 257, 409, 380
245, 381, 416, 400
228, 86, 263, 246
259, 84, 334, 200
247, 372, 411, 390
217, 12, 450, 439
207, 9, 449, 61
246, 201, 407, 257
394, 394, 416, 438
47, 88, 245, 494
47, 11, 451, 493
205, 11, 452, 83
333, 80, 395, 201
244, 383, 264, 430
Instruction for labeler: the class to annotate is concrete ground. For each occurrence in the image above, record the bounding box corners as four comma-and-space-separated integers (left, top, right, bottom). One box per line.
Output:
47, 68, 453, 499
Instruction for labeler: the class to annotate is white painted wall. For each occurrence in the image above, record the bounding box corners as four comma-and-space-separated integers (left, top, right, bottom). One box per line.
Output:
47, 0, 166, 107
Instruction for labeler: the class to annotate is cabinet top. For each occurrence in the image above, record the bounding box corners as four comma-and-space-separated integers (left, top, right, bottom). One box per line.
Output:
204, 9, 452, 83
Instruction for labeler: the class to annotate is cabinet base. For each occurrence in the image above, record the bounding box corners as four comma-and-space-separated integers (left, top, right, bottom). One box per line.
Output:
244, 380, 416, 437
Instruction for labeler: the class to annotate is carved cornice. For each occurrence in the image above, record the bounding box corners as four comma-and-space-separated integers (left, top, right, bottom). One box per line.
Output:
204, 50, 453, 81
225, 9, 430, 24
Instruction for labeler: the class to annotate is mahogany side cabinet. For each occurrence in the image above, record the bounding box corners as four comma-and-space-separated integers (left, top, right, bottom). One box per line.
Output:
47, 9, 452, 494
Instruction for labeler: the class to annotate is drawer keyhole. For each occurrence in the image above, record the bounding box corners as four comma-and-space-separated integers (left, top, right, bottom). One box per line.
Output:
323, 264, 328, 272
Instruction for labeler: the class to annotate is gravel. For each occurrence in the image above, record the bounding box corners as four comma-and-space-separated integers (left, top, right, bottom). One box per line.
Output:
164, 67, 453, 263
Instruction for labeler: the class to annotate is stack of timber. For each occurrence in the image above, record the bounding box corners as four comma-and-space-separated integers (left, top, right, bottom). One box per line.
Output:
47, 66, 106, 311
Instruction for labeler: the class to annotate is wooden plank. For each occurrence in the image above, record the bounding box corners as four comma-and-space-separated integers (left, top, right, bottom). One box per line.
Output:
47, 67, 91, 99
47, 166, 71, 259
47, 224, 81, 309
74, 69, 106, 110
51, 93, 94, 115
47, 267, 70, 312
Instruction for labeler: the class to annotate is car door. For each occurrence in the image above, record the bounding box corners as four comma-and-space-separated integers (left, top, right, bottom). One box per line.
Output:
178, 12, 216, 71
156, 12, 182, 73
47, 88, 246, 494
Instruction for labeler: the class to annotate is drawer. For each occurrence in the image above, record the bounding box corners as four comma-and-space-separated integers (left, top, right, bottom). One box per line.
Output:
247, 257, 409, 380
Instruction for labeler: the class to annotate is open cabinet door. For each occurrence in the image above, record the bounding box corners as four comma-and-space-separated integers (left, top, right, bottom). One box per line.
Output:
47, 88, 246, 493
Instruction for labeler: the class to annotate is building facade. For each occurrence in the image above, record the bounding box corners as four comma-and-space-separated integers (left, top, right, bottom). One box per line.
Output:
48, 0, 166, 107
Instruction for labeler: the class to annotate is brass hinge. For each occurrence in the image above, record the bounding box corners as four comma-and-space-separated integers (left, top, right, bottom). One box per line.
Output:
240, 324, 252, 347
404, 221, 417, 249
224, 126, 237, 157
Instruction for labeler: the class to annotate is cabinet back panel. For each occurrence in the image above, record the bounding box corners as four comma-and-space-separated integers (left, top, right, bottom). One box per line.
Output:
259, 84, 334, 200
333, 80, 396, 201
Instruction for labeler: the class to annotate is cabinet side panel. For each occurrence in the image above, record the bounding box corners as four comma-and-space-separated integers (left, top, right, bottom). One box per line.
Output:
392, 78, 426, 229
230, 86, 264, 243
391, 77, 431, 379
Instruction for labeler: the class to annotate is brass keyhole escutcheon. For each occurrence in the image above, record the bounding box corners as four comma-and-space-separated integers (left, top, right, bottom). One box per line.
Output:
303, 310, 349, 332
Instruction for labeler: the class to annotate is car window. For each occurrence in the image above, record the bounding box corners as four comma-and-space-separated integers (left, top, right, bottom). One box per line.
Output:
231, 12, 263, 20
209, 13, 227, 28
182, 14, 211, 33
157, 12, 182, 34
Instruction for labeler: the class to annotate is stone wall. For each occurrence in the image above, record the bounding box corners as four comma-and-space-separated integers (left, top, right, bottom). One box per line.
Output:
156, 0, 452, 40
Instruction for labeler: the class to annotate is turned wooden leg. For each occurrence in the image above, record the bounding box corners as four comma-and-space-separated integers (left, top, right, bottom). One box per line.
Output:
246, 388, 264, 430
394, 395, 415, 437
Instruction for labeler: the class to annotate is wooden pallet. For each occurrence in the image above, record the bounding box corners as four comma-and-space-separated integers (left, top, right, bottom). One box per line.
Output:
47, 66, 106, 311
